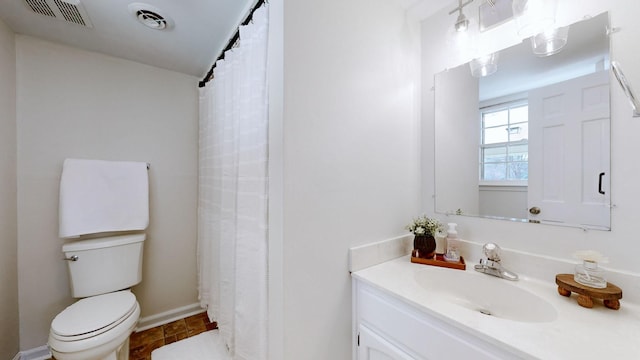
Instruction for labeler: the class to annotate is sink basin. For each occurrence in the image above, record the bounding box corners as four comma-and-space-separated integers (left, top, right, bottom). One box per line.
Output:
414, 267, 557, 323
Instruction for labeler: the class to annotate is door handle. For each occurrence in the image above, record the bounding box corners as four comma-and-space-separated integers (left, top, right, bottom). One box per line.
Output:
529, 207, 541, 215
598, 172, 605, 195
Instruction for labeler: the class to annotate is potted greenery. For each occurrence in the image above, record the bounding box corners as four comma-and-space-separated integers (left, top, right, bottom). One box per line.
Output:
406, 214, 442, 259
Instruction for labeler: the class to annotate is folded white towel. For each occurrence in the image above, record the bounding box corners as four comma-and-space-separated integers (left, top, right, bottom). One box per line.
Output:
59, 158, 149, 238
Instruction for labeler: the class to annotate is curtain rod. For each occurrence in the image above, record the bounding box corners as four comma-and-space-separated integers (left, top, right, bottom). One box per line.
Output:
198, 0, 266, 88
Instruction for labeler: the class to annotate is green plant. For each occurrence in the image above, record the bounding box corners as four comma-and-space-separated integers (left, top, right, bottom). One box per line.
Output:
405, 214, 442, 236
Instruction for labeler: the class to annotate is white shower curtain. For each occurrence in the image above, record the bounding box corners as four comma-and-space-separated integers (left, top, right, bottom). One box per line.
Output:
197, 5, 269, 360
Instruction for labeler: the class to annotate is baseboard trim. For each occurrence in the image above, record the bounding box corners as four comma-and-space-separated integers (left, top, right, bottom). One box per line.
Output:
136, 302, 204, 332
18, 345, 51, 360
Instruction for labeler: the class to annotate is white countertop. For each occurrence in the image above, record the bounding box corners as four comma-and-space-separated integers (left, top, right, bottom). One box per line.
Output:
352, 256, 640, 359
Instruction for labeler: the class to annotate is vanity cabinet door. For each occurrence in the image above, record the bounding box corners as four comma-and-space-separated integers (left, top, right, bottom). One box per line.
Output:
353, 280, 526, 360
358, 324, 416, 360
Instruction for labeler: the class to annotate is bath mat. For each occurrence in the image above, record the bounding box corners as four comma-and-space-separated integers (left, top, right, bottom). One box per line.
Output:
151, 330, 231, 360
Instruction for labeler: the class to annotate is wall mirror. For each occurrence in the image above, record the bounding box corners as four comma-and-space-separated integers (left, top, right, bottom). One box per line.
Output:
434, 12, 611, 230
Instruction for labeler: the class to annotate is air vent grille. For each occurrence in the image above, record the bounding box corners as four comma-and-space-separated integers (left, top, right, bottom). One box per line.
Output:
54, 0, 86, 26
23, 0, 93, 27
128, 3, 173, 31
136, 9, 167, 30
25, 0, 55, 18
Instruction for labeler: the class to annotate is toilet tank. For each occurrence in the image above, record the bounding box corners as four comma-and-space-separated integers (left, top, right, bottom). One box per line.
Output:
62, 233, 145, 298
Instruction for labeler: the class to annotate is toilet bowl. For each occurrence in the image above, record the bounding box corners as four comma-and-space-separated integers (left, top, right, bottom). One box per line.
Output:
49, 234, 146, 360
49, 290, 140, 360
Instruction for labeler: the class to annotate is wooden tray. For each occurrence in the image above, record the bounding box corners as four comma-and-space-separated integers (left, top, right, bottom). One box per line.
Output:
411, 250, 466, 270
555, 274, 622, 310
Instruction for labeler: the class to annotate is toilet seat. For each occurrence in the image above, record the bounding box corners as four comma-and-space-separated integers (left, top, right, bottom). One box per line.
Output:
51, 290, 138, 341
49, 290, 141, 359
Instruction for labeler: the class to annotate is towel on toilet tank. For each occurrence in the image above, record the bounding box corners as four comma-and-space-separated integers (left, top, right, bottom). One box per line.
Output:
59, 158, 149, 238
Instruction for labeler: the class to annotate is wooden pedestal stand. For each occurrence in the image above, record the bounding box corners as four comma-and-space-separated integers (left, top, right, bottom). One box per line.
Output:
555, 274, 622, 310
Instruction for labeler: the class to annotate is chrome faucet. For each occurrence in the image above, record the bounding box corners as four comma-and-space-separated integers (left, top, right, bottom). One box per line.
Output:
474, 243, 518, 281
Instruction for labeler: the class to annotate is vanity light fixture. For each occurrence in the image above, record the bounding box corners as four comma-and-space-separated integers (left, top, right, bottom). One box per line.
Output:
469, 52, 499, 77
450, 0, 474, 32
530, 25, 569, 56
450, 0, 566, 65
479, 0, 513, 32
455, 12, 470, 32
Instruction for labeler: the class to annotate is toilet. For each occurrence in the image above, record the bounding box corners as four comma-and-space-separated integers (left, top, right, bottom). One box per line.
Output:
49, 233, 145, 360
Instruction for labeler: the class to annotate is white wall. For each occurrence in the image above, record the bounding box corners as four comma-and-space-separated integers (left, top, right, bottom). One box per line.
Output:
421, 0, 640, 273
281, 0, 421, 358
434, 63, 479, 215
267, 1, 284, 358
15, 36, 199, 349
479, 186, 528, 219
0, 18, 19, 360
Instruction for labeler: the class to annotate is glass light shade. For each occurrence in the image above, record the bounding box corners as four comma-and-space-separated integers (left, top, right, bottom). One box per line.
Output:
512, 0, 558, 38
470, 52, 499, 77
531, 26, 569, 56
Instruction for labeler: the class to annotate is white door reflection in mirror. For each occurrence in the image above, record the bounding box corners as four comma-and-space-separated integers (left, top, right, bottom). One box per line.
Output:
528, 71, 610, 228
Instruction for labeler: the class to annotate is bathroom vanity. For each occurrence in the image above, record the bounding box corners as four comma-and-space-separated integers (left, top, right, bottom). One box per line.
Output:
352, 256, 640, 359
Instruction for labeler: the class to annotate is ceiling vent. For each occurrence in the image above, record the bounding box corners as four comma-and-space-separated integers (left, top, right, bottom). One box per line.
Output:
24, 0, 93, 27
128, 3, 173, 30
135, 9, 167, 30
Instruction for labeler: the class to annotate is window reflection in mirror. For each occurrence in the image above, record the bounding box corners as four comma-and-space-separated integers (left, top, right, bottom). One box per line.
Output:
434, 12, 611, 230
480, 100, 529, 183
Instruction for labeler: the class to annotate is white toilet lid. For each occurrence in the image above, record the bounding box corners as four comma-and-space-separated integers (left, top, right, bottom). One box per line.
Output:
51, 291, 137, 337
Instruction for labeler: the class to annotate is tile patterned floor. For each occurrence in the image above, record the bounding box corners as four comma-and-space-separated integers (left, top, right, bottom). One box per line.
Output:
129, 312, 218, 360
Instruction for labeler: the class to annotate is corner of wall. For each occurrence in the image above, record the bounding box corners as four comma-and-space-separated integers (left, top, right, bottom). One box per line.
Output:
0, 16, 20, 360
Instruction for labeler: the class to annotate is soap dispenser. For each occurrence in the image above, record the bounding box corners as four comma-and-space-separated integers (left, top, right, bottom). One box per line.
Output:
444, 223, 460, 262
